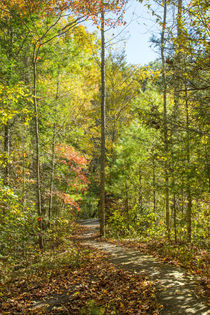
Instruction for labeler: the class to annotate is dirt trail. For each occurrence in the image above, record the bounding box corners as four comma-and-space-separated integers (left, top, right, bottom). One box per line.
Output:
79, 219, 209, 315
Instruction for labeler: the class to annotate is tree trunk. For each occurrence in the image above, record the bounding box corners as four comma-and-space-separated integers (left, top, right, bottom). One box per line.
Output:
161, 0, 170, 238
185, 83, 192, 242
138, 167, 143, 210
48, 80, 59, 224
173, 0, 182, 117
22, 133, 26, 211
4, 22, 12, 188
100, 3, 106, 237
4, 123, 10, 186
152, 155, 156, 213
48, 123, 56, 225
172, 0, 182, 243
125, 180, 129, 212
32, 52, 43, 249
173, 191, 177, 243
181, 184, 184, 219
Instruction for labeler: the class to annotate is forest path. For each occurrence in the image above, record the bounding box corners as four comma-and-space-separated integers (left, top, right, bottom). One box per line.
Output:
78, 219, 209, 315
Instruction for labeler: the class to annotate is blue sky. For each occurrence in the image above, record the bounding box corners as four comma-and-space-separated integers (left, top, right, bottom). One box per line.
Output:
121, 0, 159, 65
83, 0, 160, 65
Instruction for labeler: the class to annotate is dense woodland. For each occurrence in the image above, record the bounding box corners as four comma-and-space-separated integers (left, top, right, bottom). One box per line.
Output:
0, 0, 209, 312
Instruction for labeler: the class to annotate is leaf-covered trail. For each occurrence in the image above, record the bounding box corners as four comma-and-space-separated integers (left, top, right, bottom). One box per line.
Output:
78, 219, 209, 315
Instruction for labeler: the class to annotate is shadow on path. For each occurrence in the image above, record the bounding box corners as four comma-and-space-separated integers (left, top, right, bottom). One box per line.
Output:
80, 219, 209, 315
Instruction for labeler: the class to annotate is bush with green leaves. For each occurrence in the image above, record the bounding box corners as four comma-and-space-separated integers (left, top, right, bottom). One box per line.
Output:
0, 180, 38, 260
108, 204, 166, 239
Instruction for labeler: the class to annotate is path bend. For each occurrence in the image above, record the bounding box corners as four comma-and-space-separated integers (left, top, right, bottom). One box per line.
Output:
79, 219, 209, 315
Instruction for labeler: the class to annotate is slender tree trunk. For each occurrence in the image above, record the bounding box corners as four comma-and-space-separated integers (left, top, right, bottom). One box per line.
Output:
2, 123, 11, 216
4, 22, 13, 188
22, 134, 26, 211
138, 167, 143, 210
32, 51, 43, 249
48, 124, 56, 224
204, 142, 210, 192
4, 123, 10, 186
173, 190, 177, 243
171, 0, 182, 242
125, 180, 129, 212
161, 0, 170, 238
185, 83, 192, 242
181, 183, 184, 218
100, 3, 106, 237
152, 155, 156, 213
173, 0, 182, 116
48, 80, 59, 223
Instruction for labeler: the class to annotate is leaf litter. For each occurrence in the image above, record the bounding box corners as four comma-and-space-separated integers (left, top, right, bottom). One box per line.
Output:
0, 240, 161, 314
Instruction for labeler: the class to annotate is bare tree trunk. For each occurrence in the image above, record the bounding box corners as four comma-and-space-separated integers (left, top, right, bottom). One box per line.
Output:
138, 167, 143, 210
204, 142, 210, 192
4, 22, 12, 188
152, 155, 156, 213
4, 123, 10, 186
100, 3, 106, 237
185, 83, 192, 242
2, 123, 11, 216
173, 190, 177, 243
48, 80, 59, 223
48, 124, 56, 225
181, 183, 184, 218
173, 0, 182, 116
22, 133, 26, 211
125, 180, 129, 212
172, 0, 182, 243
161, 0, 170, 238
32, 48, 43, 249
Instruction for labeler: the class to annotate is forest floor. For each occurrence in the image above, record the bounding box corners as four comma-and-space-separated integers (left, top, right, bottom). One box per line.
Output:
0, 219, 209, 314
76, 219, 209, 315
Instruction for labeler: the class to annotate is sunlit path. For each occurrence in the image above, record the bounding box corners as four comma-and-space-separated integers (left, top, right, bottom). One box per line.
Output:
80, 219, 209, 315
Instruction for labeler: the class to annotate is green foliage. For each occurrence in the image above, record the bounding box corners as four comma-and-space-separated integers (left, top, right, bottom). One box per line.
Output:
106, 77, 209, 243
0, 181, 38, 260
46, 216, 75, 249
0, 83, 32, 125
192, 196, 209, 244
108, 210, 130, 237
0, 0, 209, 298
108, 205, 167, 239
